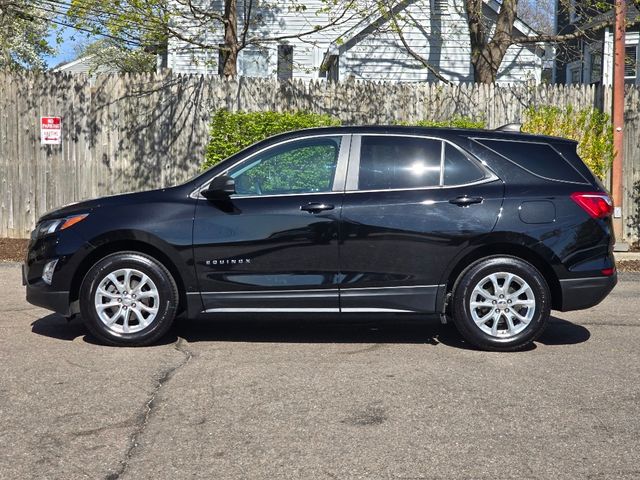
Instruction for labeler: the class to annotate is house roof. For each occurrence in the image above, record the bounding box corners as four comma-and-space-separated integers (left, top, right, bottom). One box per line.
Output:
484, 0, 539, 36
579, 4, 640, 30
52, 55, 96, 72
321, 0, 542, 71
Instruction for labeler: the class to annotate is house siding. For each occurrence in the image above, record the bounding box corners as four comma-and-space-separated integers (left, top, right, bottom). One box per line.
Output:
339, 1, 541, 83
555, 1, 640, 85
167, 0, 360, 78
167, 0, 543, 83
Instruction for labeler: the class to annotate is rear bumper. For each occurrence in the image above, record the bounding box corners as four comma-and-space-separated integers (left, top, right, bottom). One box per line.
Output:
558, 273, 617, 312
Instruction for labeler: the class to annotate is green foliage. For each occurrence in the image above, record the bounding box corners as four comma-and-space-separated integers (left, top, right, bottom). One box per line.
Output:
414, 117, 486, 129
395, 117, 486, 129
78, 39, 157, 73
203, 110, 341, 169
522, 106, 614, 180
68, 0, 168, 49
0, 0, 56, 70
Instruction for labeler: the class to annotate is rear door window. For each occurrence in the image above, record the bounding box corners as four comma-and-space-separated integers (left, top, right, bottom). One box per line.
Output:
357, 136, 488, 190
358, 136, 441, 190
474, 138, 587, 183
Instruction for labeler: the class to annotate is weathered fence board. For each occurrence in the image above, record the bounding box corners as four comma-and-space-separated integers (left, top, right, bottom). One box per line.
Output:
0, 72, 638, 243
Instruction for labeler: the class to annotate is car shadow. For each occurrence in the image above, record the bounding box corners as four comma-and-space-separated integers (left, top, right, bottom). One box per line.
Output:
538, 316, 591, 345
31, 313, 590, 351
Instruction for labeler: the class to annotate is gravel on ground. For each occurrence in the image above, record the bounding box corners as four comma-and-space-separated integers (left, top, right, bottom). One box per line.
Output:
0, 238, 28, 262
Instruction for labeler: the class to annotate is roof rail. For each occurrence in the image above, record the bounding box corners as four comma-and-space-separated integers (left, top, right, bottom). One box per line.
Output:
495, 123, 522, 132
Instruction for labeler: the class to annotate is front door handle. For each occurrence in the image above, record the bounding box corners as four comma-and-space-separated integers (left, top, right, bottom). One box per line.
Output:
300, 202, 335, 213
449, 196, 483, 206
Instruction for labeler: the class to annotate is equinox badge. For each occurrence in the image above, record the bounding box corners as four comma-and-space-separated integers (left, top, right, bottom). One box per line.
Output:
205, 258, 251, 266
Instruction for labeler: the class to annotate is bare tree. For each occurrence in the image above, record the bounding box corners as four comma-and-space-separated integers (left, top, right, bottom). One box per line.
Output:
517, 0, 554, 34
378, 0, 640, 84
59, 0, 359, 76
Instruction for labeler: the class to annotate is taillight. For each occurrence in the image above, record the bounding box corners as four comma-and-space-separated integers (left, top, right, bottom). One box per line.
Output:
570, 192, 613, 219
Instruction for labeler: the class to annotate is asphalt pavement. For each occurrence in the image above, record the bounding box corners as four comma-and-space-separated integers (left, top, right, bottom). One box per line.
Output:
1, 262, 639, 480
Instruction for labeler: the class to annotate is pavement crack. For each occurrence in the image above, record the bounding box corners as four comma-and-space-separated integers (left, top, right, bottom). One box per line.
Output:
105, 337, 194, 480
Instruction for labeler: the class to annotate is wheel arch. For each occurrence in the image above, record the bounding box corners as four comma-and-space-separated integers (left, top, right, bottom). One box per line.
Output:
70, 237, 189, 315
442, 242, 562, 311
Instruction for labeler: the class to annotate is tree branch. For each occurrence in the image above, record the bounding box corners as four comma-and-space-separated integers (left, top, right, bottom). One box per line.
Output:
244, 0, 358, 44
513, 16, 640, 45
240, 0, 253, 48
382, 0, 451, 84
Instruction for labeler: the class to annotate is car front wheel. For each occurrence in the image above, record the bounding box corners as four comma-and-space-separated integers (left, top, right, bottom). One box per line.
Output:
451, 256, 551, 351
79, 252, 178, 346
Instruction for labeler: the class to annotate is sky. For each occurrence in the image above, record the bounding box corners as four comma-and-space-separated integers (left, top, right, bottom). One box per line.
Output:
44, 25, 89, 68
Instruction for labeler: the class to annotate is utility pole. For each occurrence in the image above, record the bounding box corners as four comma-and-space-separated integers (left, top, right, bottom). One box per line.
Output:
612, 0, 627, 250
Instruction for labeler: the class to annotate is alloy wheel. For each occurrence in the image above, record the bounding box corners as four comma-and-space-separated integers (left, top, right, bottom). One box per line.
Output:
469, 272, 536, 338
94, 268, 160, 334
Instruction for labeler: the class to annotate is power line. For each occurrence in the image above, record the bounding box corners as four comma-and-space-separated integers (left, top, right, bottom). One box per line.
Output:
5, 3, 149, 47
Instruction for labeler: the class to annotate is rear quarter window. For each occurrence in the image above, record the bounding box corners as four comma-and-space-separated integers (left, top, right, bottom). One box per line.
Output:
474, 138, 588, 184
444, 144, 486, 185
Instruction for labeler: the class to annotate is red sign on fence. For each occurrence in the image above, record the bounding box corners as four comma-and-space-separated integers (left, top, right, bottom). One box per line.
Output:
41, 117, 61, 145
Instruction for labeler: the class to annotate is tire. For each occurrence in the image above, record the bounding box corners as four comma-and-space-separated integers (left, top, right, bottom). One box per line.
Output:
451, 256, 550, 351
79, 251, 179, 346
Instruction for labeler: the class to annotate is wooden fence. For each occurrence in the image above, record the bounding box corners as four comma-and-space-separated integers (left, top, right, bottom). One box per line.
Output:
0, 71, 638, 242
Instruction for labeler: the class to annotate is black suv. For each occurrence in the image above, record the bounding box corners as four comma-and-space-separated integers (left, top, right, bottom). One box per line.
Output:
24, 126, 617, 350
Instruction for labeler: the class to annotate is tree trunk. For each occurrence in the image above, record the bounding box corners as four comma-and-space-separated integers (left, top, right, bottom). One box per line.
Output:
471, 44, 509, 84
465, 0, 517, 84
471, 51, 498, 84
221, 0, 238, 76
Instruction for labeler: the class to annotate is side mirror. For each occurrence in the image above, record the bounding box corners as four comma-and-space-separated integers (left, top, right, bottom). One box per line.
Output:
201, 175, 235, 199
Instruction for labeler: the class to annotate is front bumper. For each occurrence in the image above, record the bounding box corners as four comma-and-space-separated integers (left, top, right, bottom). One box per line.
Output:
24, 264, 71, 315
23, 224, 90, 316
26, 282, 71, 316
558, 273, 617, 312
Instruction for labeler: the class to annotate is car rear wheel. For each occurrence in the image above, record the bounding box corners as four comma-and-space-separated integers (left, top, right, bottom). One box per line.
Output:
79, 252, 178, 346
451, 256, 550, 351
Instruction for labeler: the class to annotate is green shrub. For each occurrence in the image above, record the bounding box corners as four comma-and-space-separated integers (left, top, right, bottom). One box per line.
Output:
396, 117, 486, 129
203, 109, 341, 169
522, 106, 614, 180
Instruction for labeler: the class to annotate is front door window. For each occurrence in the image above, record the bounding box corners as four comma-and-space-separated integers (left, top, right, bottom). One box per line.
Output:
228, 137, 342, 197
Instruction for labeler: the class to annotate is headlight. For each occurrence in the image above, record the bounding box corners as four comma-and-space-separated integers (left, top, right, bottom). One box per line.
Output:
34, 214, 89, 238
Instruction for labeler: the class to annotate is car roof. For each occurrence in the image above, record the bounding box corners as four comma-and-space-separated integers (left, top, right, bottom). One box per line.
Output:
265, 125, 578, 145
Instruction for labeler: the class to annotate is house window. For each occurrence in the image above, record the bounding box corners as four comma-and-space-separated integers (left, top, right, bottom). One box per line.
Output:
587, 44, 602, 84
571, 68, 581, 83
277, 45, 293, 81
434, 0, 448, 13
327, 55, 339, 83
566, 61, 582, 84
241, 49, 269, 77
590, 52, 602, 83
625, 44, 638, 83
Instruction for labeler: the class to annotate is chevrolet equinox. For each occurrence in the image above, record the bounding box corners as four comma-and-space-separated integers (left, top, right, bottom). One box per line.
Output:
24, 126, 617, 350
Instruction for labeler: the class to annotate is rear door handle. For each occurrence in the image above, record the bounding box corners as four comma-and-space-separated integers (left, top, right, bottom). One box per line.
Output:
449, 196, 483, 206
300, 202, 335, 213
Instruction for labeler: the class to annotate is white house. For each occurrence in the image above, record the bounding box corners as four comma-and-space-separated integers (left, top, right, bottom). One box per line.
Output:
52, 55, 118, 75
166, 0, 545, 83
556, 3, 640, 86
